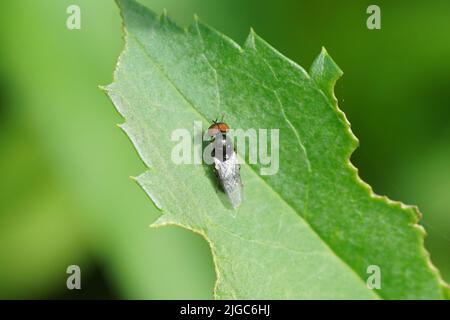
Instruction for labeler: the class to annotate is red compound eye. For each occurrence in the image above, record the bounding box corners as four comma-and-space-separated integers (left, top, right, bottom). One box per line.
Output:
208, 122, 229, 136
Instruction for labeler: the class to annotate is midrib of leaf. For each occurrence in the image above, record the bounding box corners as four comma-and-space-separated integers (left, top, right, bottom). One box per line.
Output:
122, 24, 381, 298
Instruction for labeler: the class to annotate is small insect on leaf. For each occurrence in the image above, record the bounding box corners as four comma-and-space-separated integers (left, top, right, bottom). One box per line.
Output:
208, 121, 242, 209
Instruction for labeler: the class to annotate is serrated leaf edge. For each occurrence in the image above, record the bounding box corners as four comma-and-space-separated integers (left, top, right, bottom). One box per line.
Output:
105, 0, 450, 299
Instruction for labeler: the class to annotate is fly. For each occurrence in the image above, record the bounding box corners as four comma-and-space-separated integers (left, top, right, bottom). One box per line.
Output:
207, 119, 242, 209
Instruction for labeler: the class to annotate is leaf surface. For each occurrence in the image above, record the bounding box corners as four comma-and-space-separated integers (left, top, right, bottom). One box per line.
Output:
107, 0, 449, 299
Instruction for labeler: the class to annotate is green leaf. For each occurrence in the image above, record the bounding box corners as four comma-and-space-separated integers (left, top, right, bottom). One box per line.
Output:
106, 0, 449, 299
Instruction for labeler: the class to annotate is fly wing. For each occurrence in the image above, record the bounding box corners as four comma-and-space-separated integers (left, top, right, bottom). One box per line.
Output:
213, 152, 242, 209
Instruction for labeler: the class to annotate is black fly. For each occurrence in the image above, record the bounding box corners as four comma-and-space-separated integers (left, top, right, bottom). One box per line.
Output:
207, 120, 242, 208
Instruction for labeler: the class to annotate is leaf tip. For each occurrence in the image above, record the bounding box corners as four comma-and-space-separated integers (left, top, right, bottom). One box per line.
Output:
244, 28, 258, 50
309, 47, 343, 105
160, 8, 170, 22
98, 84, 108, 92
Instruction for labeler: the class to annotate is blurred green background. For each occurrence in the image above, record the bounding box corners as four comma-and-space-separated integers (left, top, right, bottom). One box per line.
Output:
0, 0, 449, 299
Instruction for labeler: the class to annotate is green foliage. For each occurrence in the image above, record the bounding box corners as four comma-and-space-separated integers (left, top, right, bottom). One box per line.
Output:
107, 0, 449, 299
